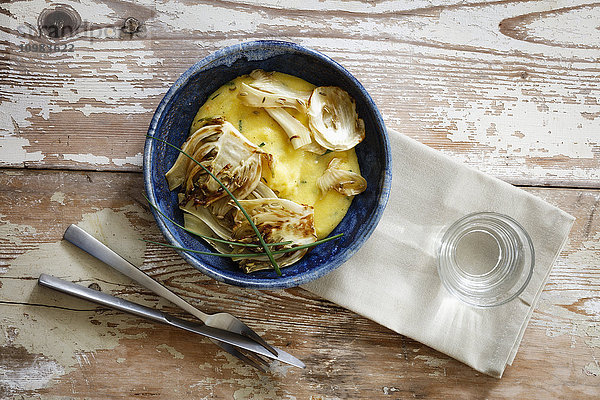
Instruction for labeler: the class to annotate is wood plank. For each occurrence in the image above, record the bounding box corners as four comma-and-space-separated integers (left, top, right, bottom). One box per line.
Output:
1, 0, 599, 187
0, 168, 598, 398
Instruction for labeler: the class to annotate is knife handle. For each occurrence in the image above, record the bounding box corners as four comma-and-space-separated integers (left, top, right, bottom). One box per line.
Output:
38, 273, 169, 325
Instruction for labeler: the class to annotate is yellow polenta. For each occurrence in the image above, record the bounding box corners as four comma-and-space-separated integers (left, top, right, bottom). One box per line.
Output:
190, 72, 361, 239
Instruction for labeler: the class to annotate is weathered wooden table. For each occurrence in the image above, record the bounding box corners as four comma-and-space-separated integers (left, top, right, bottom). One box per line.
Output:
1, 1, 599, 398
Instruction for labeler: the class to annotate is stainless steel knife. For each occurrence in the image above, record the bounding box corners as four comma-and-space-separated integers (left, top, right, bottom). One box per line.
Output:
38, 273, 304, 368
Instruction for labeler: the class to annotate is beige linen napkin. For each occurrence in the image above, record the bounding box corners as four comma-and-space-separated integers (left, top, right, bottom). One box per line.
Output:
302, 129, 574, 378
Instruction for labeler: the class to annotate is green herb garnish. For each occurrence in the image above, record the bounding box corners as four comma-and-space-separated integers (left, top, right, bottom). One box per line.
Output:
143, 233, 344, 258
147, 135, 282, 275
143, 193, 292, 248
258, 142, 266, 147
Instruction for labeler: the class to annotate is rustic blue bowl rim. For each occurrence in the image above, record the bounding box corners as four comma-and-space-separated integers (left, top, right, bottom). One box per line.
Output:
144, 40, 392, 289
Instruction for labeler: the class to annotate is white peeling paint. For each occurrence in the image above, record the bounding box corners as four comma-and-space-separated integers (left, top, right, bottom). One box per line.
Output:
78, 104, 151, 117
0, 355, 65, 395
415, 354, 449, 368
383, 387, 400, 395
1, 0, 167, 167
62, 152, 143, 167
156, 344, 185, 359
583, 360, 600, 376
75, 351, 92, 367
583, 324, 600, 349
153, 2, 256, 33
519, 5, 600, 49
438, 86, 599, 159
0, 205, 150, 386
565, 231, 600, 273
0, 135, 45, 166
429, 0, 599, 61
534, 226, 600, 348
2, 0, 597, 184
0, 214, 37, 247
112, 153, 143, 167
582, 299, 600, 317
77, 206, 148, 267
270, 361, 293, 377
167, 0, 467, 14
1, 43, 166, 127
50, 192, 66, 205
63, 153, 110, 165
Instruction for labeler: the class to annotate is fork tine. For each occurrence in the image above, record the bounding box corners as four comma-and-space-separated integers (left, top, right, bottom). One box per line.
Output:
214, 340, 268, 372
242, 349, 271, 368
241, 328, 278, 356
229, 349, 268, 372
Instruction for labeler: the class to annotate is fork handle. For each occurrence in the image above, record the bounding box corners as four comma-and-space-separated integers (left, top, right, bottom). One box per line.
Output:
63, 224, 208, 321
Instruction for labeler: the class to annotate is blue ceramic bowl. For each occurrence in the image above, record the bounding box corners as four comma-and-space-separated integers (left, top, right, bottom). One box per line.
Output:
144, 40, 392, 289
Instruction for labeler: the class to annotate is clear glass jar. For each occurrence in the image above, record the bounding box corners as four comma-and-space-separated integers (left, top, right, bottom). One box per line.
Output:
437, 212, 535, 307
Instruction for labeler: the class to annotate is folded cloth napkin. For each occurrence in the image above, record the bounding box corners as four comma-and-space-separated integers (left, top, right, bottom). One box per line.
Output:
302, 129, 574, 378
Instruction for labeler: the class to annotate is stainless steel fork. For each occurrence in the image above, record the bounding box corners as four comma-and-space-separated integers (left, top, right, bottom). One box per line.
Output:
63, 224, 304, 371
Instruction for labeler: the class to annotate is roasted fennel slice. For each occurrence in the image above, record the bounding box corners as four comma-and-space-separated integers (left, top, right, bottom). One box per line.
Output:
317, 157, 367, 196
238, 69, 312, 111
181, 197, 317, 273
231, 198, 317, 273
308, 86, 365, 151
166, 118, 272, 207
178, 181, 279, 243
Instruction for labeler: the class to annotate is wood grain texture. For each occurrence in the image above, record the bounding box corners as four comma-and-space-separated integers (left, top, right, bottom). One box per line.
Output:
0, 168, 598, 399
1, 0, 599, 398
1, 0, 599, 187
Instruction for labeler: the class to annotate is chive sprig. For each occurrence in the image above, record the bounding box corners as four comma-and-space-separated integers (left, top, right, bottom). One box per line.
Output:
146, 135, 344, 276
147, 135, 281, 274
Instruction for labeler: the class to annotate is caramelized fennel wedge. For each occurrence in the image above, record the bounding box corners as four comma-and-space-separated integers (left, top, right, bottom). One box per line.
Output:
238, 70, 312, 111
166, 119, 272, 207
308, 86, 365, 151
231, 198, 317, 272
317, 157, 367, 196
